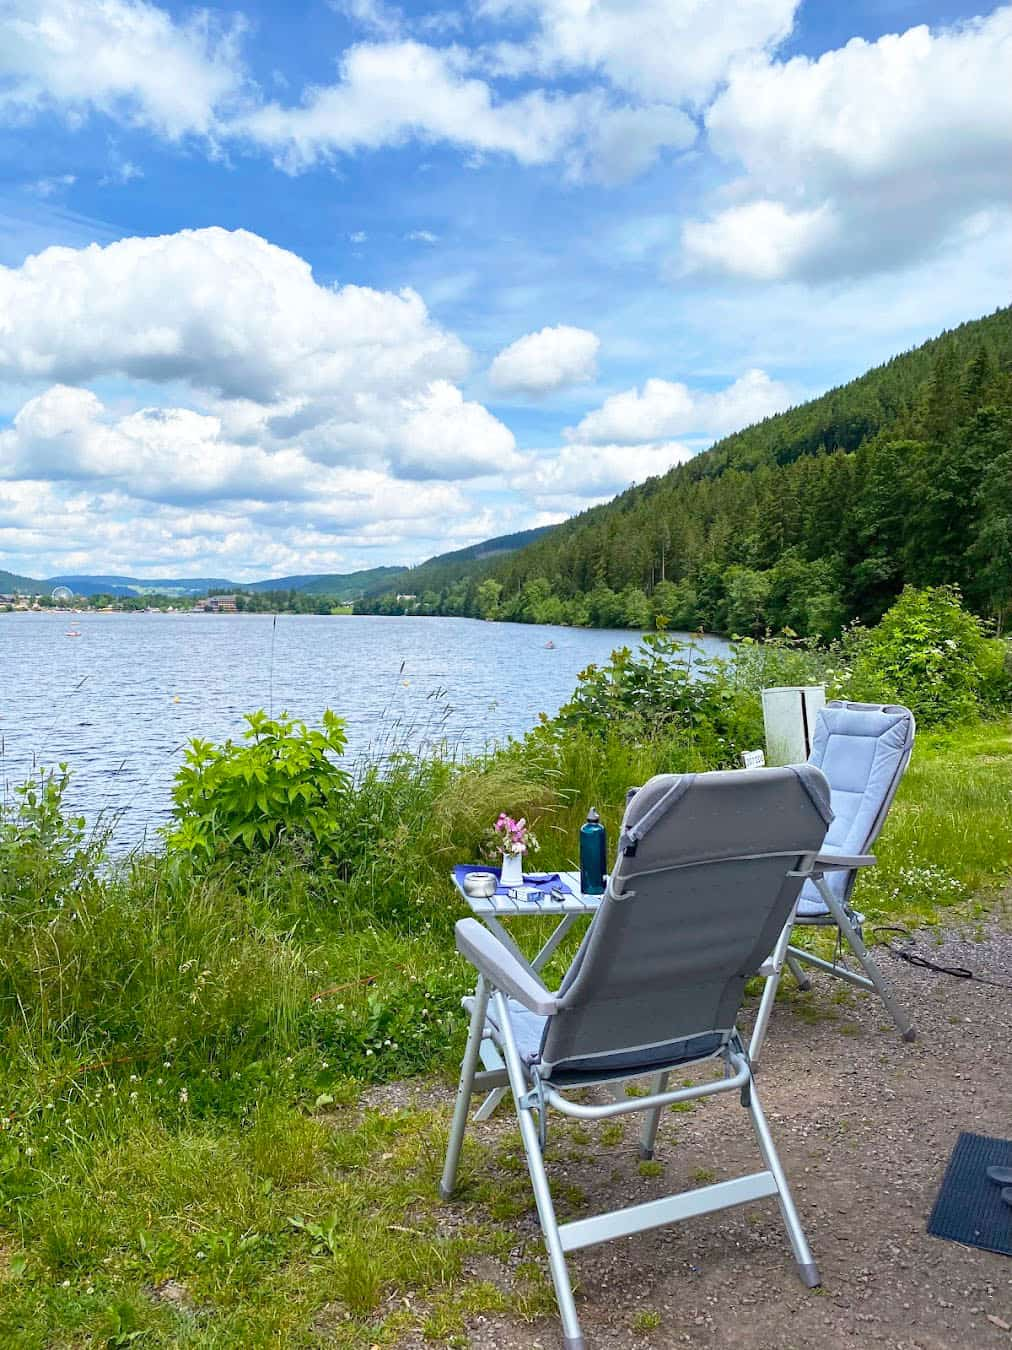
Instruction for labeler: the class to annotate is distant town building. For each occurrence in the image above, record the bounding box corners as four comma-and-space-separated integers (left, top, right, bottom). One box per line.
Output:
195, 595, 238, 613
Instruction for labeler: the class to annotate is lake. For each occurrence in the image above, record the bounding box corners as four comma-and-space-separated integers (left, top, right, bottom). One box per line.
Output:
0, 612, 730, 847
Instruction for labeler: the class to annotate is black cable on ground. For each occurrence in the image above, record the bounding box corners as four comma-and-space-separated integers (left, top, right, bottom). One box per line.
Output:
872, 925, 1012, 992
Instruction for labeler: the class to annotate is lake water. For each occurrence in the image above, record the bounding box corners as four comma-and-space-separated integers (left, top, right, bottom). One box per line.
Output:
0, 612, 730, 847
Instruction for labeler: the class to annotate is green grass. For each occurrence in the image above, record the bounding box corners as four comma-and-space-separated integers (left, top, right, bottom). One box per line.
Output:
856, 721, 1012, 922
1, 717, 1010, 1344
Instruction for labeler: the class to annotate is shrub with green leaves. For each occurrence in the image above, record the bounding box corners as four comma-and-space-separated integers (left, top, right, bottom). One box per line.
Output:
0, 765, 103, 913
167, 709, 351, 861
543, 632, 760, 763
844, 585, 994, 725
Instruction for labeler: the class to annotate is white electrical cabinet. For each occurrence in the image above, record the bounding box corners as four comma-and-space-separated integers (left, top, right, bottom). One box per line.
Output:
761, 685, 826, 765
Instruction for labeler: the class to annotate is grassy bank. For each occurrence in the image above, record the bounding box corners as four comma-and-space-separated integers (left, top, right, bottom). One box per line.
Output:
1, 593, 1010, 1346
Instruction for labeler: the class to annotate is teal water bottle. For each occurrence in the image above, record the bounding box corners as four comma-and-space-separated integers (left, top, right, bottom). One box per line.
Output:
580, 807, 607, 895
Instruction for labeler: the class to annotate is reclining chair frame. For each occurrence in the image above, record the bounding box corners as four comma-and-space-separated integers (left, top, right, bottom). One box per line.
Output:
441, 767, 833, 1350
749, 701, 917, 1063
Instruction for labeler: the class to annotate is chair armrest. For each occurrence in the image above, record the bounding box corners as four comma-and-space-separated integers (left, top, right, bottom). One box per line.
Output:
814, 852, 877, 871
455, 919, 560, 1016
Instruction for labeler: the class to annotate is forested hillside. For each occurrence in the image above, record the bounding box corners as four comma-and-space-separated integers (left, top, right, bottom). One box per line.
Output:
356, 307, 1012, 636
358, 524, 556, 598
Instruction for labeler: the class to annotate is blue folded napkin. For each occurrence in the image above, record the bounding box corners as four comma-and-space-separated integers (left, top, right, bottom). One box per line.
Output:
453, 864, 575, 898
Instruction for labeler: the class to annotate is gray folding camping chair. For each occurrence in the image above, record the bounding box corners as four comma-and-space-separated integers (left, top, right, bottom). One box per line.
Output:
440, 766, 834, 1350
749, 701, 917, 1063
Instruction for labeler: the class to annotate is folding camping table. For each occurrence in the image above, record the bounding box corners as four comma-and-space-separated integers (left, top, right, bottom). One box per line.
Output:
452, 869, 602, 1120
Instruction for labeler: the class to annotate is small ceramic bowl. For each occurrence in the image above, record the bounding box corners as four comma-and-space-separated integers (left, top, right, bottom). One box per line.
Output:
463, 871, 498, 898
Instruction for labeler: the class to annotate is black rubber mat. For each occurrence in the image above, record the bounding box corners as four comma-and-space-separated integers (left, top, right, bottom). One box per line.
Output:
927, 1132, 1012, 1256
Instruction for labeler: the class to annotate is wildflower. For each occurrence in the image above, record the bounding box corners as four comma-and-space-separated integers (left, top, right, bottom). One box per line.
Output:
179, 1088, 188, 1105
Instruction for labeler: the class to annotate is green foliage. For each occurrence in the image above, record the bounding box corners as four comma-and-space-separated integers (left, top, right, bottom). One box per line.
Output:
0, 765, 103, 913
542, 630, 845, 762
167, 709, 351, 860
845, 585, 994, 725
545, 633, 758, 764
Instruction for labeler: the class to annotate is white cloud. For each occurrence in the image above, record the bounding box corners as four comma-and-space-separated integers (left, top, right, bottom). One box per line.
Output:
0, 0, 245, 139
237, 40, 693, 182
681, 201, 837, 283
0, 224, 526, 568
489, 325, 599, 395
100, 157, 143, 187
239, 40, 578, 172
481, 0, 799, 102
563, 101, 693, 185
0, 227, 469, 403
0, 473, 474, 579
393, 380, 523, 479
334, 0, 404, 39
686, 9, 1012, 280
407, 229, 439, 243
530, 439, 694, 504
0, 3, 701, 182
571, 369, 792, 444
0, 384, 478, 522
29, 174, 76, 197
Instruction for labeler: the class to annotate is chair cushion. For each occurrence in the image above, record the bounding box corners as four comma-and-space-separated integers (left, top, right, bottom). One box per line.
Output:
483, 997, 546, 1066
482, 998, 725, 1084
798, 704, 911, 916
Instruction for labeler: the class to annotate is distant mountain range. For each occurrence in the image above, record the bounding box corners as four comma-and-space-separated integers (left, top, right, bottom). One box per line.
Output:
0, 526, 556, 600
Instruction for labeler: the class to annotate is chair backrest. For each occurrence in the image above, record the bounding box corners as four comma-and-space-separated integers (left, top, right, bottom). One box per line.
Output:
537, 765, 833, 1080
805, 700, 914, 902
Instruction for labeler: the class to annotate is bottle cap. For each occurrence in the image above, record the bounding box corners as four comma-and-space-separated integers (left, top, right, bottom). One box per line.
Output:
586, 807, 600, 823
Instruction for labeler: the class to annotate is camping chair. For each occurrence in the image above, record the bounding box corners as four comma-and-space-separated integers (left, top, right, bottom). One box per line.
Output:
749, 701, 916, 1063
440, 766, 834, 1349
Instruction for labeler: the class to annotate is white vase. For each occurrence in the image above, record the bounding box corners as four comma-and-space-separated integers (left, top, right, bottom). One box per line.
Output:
500, 851, 524, 886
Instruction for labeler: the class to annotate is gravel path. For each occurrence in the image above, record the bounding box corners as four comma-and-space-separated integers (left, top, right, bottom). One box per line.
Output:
382, 920, 1012, 1349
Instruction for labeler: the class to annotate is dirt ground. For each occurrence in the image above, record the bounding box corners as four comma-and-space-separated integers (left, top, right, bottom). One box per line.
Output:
383, 922, 1012, 1350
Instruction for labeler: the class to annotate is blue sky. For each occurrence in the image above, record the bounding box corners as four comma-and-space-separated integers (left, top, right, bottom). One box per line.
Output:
0, 0, 1009, 580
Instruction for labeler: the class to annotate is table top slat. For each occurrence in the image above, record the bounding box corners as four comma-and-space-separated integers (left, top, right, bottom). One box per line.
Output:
452, 867, 603, 917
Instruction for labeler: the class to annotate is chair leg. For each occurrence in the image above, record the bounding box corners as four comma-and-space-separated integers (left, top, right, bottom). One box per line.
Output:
746, 1078, 820, 1289
495, 993, 585, 1350
440, 977, 489, 1200
749, 968, 782, 1068
815, 879, 916, 1042
638, 1071, 670, 1160
785, 953, 812, 991
749, 911, 796, 1066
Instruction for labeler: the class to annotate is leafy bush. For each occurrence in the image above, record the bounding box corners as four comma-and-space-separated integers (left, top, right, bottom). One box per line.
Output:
0, 765, 104, 913
844, 585, 995, 725
543, 633, 760, 763
167, 709, 351, 861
